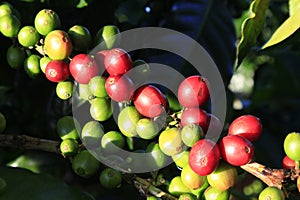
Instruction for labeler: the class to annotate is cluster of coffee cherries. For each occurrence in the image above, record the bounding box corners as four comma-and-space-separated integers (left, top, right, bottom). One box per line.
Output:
2, 2, 299, 199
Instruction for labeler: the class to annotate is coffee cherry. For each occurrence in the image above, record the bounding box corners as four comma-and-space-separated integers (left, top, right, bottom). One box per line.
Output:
104, 48, 132, 75
181, 164, 206, 190
180, 108, 209, 132
168, 176, 191, 197
203, 186, 230, 200
136, 118, 160, 140
90, 97, 112, 121
159, 127, 186, 156
68, 25, 91, 52
24, 54, 41, 78
94, 25, 121, 49
72, 150, 100, 178
146, 142, 167, 169
17, 26, 40, 47
99, 168, 122, 189
88, 76, 108, 98
207, 162, 237, 191
60, 139, 79, 156
6, 45, 25, 69
181, 124, 204, 147
178, 75, 209, 107
34, 9, 61, 36
69, 54, 99, 84
45, 60, 69, 82
0, 112, 6, 134
118, 106, 141, 137
258, 186, 285, 200
172, 150, 190, 169
0, 2, 15, 17
44, 30, 72, 60
228, 115, 262, 142
282, 155, 295, 169
219, 135, 254, 166
283, 132, 300, 161
178, 193, 197, 200
133, 85, 168, 118
78, 84, 94, 101
101, 131, 125, 153
56, 81, 73, 100
81, 120, 104, 147
105, 74, 134, 102
188, 139, 220, 176
39, 56, 51, 73
0, 14, 20, 37
56, 116, 80, 140
93, 49, 108, 73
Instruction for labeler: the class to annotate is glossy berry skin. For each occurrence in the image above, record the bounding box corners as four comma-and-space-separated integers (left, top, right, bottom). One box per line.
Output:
188, 139, 220, 176
105, 74, 134, 102
69, 54, 99, 84
180, 108, 209, 132
45, 60, 69, 82
283, 132, 300, 161
282, 155, 295, 169
133, 85, 168, 118
178, 75, 209, 107
104, 48, 132, 76
219, 135, 254, 166
228, 115, 262, 142
94, 49, 108, 74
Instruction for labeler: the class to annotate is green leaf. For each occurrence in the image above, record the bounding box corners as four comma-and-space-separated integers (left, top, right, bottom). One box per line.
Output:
289, 0, 300, 16
0, 166, 95, 200
236, 0, 270, 69
262, 12, 300, 50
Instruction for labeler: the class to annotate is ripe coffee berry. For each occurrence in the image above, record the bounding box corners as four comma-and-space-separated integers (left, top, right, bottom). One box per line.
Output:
104, 48, 132, 75
219, 135, 254, 166
282, 155, 295, 169
178, 75, 209, 107
45, 60, 69, 82
69, 54, 99, 84
180, 107, 210, 132
188, 139, 220, 176
228, 115, 263, 142
105, 74, 134, 102
133, 85, 168, 118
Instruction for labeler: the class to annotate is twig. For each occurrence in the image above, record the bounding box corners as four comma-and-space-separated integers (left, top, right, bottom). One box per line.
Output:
133, 176, 178, 200
240, 162, 291, 189
0, 134, 61, 154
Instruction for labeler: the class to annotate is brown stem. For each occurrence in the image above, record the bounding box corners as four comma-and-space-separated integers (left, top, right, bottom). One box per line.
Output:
133, 176, 178, 200
240, 162, 291, 189
0, 134, 61, 154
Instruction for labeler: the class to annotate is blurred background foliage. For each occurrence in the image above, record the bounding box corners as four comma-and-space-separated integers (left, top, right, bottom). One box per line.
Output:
0, 0, 300, 199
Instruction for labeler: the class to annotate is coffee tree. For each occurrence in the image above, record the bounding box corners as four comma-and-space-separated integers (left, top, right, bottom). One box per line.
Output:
0, 0, 300, 199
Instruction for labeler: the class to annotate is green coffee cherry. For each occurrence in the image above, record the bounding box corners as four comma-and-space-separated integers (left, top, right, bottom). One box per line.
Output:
60, 139, 79, 156
72, 150, 100, 178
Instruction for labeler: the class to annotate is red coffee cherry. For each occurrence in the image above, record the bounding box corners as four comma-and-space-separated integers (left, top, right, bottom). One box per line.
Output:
282, 155, 295, 169
177, 75, 209, 107
180, 107, 210, 132
105, 74, 134, 102
133, 85, 168, 118
188, 139, 220, 176
69, 53, 99, 84
104, 48, 132, 76
228, 115, 262, 142
45, 60, 69, 82
219, 135, 254, 166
